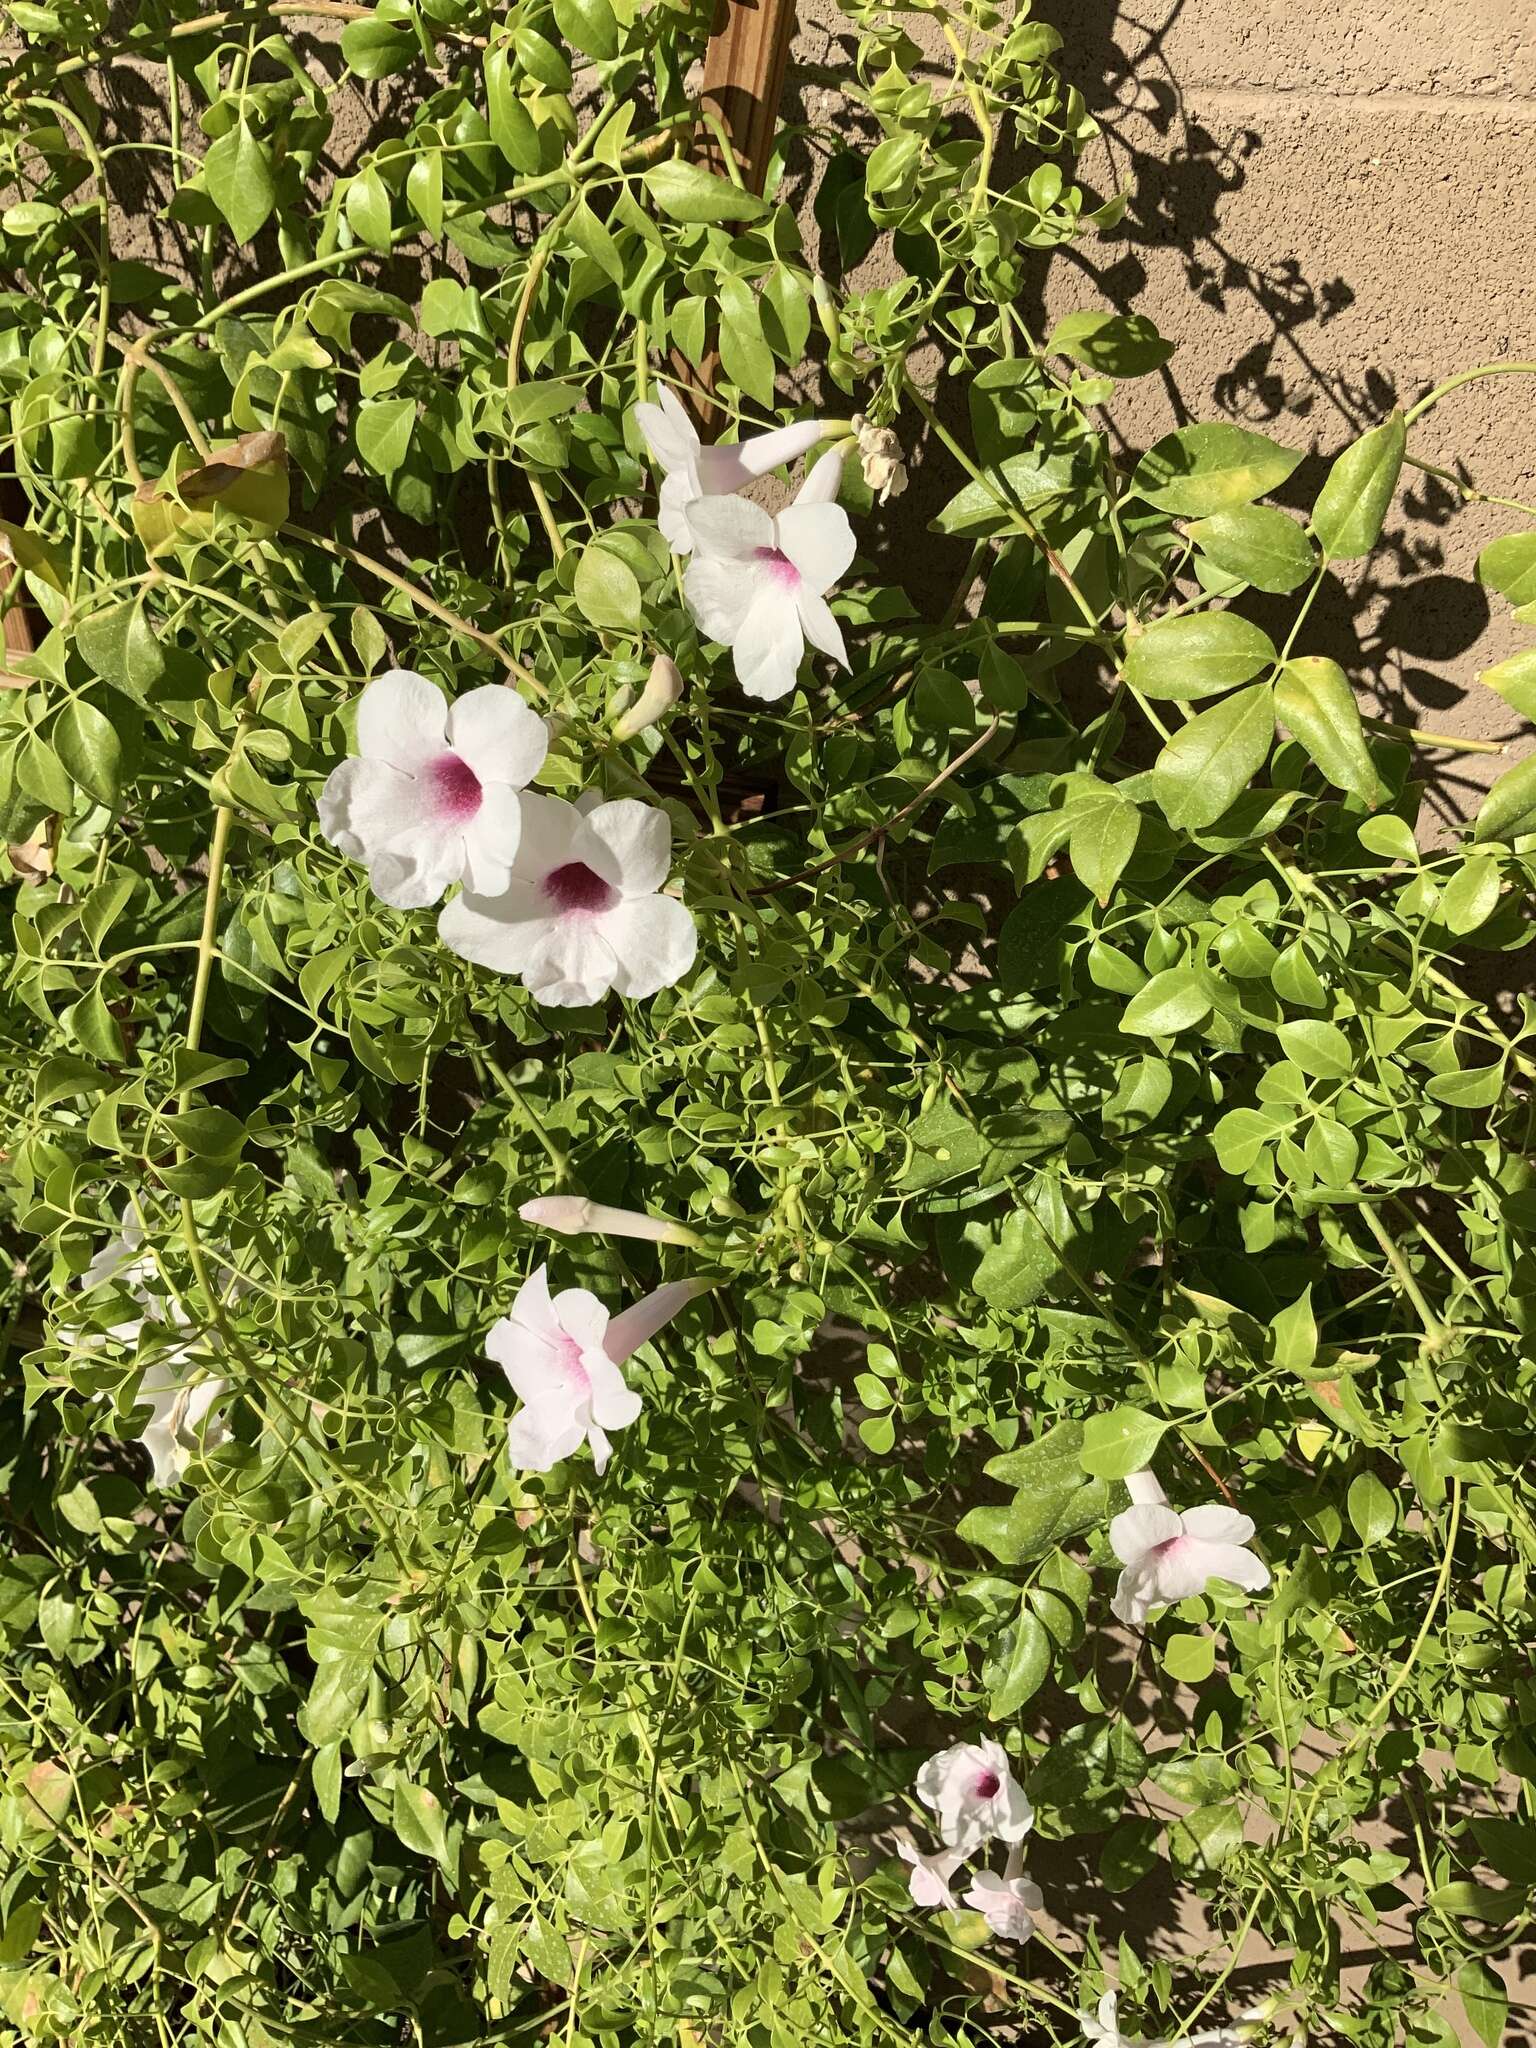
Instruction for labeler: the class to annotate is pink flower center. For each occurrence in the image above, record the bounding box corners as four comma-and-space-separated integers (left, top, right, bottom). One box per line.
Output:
973, 1770, 1001, 1799
555, 1333, 591, 1398
428, 752, 482, 822
752, 545, 801, 591
1151, 1535, 1190, 1562
544, 861, 619, 915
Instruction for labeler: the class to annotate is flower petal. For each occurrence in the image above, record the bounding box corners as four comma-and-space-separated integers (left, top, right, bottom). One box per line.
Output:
1194, 1540, 1271, 1595
734, 588, 806, 701
776, 500, 856, 595
461, 784, 523, 894
1180, 1504, 1257, 1546
507, 1403, 586, 1472
583, 1350, 643, 1430
439, 884, 556, 975
551, 1286, 609, 1352
635, 388, 699, 473
1109, 1502, 1182, 1564
582, 798, 672, 895
510, 791, 590, 885
685, 492, 776, 563
796, 591, 849, 669
793, 447, 846, 508
1111, 1556, 1163, 1626
446, 685, 549, 790
658, 469, 698, 553
597, 894, 698, 999
520, 919, 620, 1006
699, 417, 828, 490
355, 669, 449, 772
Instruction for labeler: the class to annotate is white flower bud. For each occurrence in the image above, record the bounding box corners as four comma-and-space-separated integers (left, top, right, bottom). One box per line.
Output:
613, 652, 683, 740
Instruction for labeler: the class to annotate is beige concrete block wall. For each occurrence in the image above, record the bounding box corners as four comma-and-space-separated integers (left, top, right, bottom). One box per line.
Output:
1034, 0, 1536, 841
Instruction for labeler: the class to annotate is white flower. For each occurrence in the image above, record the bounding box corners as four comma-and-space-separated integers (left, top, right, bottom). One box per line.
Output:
487, 1265, 707, 1476
518, 1194, 700, 1247
70, 1209, 231, 1489
683, 450, 856, 702
1109, 1502, 1270, 1627
1082, 1990, 1248, 2048
897, 1839, 967, 1911
1085, 1992, 1136, 2048
132, 1350, 233, 1490
438, 791, 696, 1006
852, 413, 908, 502
613, 652, 683, 740
915, 1738, 1033, 1855
634, 386, 829, 554
964, 1868, 1042, 1942
319, 668, 548, 910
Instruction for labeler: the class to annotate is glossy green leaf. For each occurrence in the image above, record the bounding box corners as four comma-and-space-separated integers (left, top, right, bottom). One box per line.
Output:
1188, 505, 1316, 593
642, 161, 769, 225
1131, 423, 1302, 517
1153, 684, 1275, 829
1048, 311, 1174, 377
1474, 750, 1536, 844
1122, 612, 1276, 702
1274, 657, 1377, 804
1311, 413, 1405, 560
204, 120, 276, 245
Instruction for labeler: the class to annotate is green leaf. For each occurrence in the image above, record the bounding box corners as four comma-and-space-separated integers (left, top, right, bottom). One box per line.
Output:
1347, 1472, 1395, 1543
1131, 423, 1302, 517
1079, 1405, 1168, 1480
931, 445, 1087, 538
1162, 1633, 1215, 1683
1153, 684, 1275, 829
1188, 506, 1316, 594
484, 46, 542, 174
1276, 1018, 1353, 1079
899, 1101, 986, 1191
1270, 1288, 1317, 1371
1122, 612, 1276, 702
1274, 657, 1377, 804
1120, 965, 1210, 1037
1358, 813, 1419, 862
356, 397, 415, 478
718, 274, 774, 407
971, 1208, 1058, 1308
1439, 855, 1501, 935
53, 699, 122, 804
391, 1781, 452, 1869
997, 876, 1090, 991
573, 541, 642, 631
1479, 648, 1536, 721
204, 120, 276, 245
345, 166, 393, 252
1477, 531, 1536, 609
1047, 311, 1174, 378
1474, 750, 1536, 844
1311, 413, 1405, 560
642, 160, 769, 225
76, 600, 164, 696
1067, 794, 1140, 904
553, 0, 619, 58
340, 14, 416, 78
1426, 1063, 1503, 1109
986, 1611, 1052, 1718
406, 152, 444, 237
566, 196, 622, 283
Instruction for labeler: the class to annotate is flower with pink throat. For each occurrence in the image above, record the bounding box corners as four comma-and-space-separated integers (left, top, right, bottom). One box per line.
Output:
897, 1840, 966, 1911
319, 668, 548, 910
438, 791, 697, 1006
915, 1738, 1033, 1855
683, 449, 856, 702
635, 386, 829, 555
965, 1867, 1043, 1942
1109, 1490, 1270, 1627
487, 1264, 708, 1475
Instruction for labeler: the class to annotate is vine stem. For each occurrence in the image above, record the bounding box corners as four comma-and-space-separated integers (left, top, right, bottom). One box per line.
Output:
276, 523, 546, 698
1404, 362, 1536, 426
1358, 1202, 1445, 1344
175, 802, 233, 1319
751, 716, 1002, 894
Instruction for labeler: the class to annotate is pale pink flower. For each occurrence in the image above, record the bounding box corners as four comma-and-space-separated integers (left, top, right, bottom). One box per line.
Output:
897, 1840, 967, 1911
1110, 1502, 1270, 1627
488, 1265, 707, 1475
965, 1868, 1042, 1942
683, 450, 855, 702
915, 1738, 1033, 1855
635, 386, 829, 554
319, 668, 547, 909
438, 792, 696, 1006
